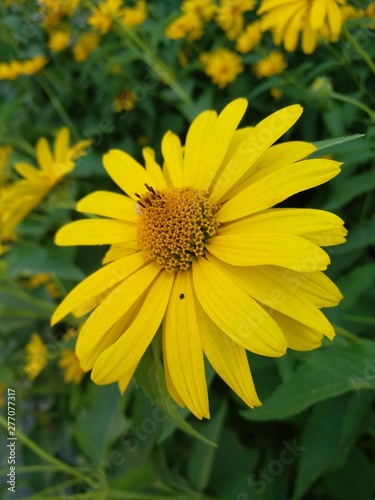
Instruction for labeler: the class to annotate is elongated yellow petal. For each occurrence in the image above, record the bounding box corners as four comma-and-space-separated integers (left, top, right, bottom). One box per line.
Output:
208, 255, 335, 338
91, 271, 174, 384
216, 159, 341, 222
220, 208, 347, 246
79, 298, 142, 371
183, 109, 217, 187
51, 251, 145, 325
142, 147, 167, 188
36, 137, 54, 178
163, 342, 186, 408
193, 258, 286, 356
14, 162, 43, 180
207, 232, 330, 271
76, 191, 138, 222
309, 0, 326, 30
118, 366, 137, 394
55, 219, 137, 246
210, 105, 303, 203
272, 310, 325, 350
54, 127, 70, 163
200, 98, 248, 191
161, 131, 184, 187
196, 300, 261, 408
163, 271, 209, 419
224, 141, 317, 201
102, 245, 139, 264
287, 270, 343, 308
103, 149, 156, 200
76, 262, 161, 366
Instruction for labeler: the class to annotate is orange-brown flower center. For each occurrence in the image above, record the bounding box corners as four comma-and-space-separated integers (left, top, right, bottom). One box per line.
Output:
136, 185, 221, 272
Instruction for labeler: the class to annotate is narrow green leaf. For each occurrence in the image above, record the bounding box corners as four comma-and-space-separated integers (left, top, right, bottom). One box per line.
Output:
312, 134, 365, 151
188, 401, 227, 491
241, 340, 375, 421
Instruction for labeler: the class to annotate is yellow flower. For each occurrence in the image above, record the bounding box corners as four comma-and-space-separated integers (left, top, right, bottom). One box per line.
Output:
39, 0, 80, 30
121, 0, 147, 27
253, 51, 288, 78
88, 0, 123, 34
24, 334, 48, 380
48, 30, 71, 52
258, 0, 346, 54
21, 55, 48, 75
0, 128, 91, 239
0, 61, 23, 80
217, 0, 256, 39
72, 32, 101, 62
52, 99, 346, 419
165, 12, 204, 40
182, 0, 216, 21
235, 21, 263, 53
270, 87, 283, 100
112, 90, 137, 112
366, 2, 375, 19
200, 48, 244, 88
59, 349, 86, 384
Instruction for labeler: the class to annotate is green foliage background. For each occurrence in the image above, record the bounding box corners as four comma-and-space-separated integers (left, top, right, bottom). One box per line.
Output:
0, 1, 375, 499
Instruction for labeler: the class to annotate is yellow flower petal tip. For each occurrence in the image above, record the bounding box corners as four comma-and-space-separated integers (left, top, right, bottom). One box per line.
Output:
52, 99, 346, 418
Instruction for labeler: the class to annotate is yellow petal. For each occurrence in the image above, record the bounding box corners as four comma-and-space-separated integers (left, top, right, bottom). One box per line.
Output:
76, 261, 161, 367
326, 0, 342, 36
103, 149, 157, 200
163, 342, 186, 408
51, 251, 145, 325
76, 191, 138, 222
272, 310, 325, 350
91, 270, 174, 384
287, 270, 343, 308
54, 127, 70, 162
301, 20, 317, 54
102, 245, 139, 264
309, 0, 326, 30
14, 162, 43, 180
207, 232, 330, 271
210, 105, 303, 203
221, 208, 347, 246
208, 255, 335, 339
200, 98, 248, 191
216, 159, 341, 222
118, 366, 137, 394
183, 109, 217, 187
223, 141, 317, 200
163, 271, 209, 419
55, 219, 137, 246
142, 147, 167, 188
196, 300, 261, 408
193, 258, 286, 357
36, 137, 54, 178
161, 131, 184, 187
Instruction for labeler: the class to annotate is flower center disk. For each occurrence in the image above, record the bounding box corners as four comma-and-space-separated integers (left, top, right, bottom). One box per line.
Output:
136, 186, 221, 272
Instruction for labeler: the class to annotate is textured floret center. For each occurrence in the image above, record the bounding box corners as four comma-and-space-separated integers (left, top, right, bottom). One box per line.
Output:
136, 185, 221, 272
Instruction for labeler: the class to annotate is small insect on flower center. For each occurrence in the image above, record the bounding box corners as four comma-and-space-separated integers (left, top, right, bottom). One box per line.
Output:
136, 184, 221, 272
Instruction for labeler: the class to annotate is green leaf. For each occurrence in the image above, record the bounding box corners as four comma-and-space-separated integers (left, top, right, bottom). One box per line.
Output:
73, 384, 129, 461
134, 335, 216, 446
4, 243, 85, 280
241, 340, 375, 421
188, 400, 227, 491
312, 134, 365, 152
323, 170, 375, 210
293, 392, 373, 499
336, 263, 375, 310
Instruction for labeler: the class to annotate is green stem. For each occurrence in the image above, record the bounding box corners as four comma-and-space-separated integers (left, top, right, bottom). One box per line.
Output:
36, 73, 81, 142
0, 415, 97, 489
115, 22, 193, 106
343, 25, 375, 77
333, 324, 361, 342
330, 91, 375, 120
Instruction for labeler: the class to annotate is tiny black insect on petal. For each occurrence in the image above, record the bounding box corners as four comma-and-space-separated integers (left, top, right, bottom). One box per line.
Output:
179, 293, 185, 300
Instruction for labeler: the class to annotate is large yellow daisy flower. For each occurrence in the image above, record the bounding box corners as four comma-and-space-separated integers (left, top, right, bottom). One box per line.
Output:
52, 99, 346, 419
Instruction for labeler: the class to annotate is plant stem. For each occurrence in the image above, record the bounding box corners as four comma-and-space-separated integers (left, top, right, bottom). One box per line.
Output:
37, 73, 81, 142
330, 91, 375, 120
343, 25, 375, 77
333, 324, 361, 342
0, 415, 97, 489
